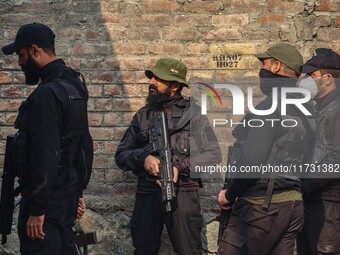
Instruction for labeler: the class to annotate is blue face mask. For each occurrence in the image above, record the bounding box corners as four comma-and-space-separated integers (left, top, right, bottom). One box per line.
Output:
298, 75, 326, 99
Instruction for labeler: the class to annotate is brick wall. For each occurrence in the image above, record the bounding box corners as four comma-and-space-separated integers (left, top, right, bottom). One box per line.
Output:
0, 0, 339, 254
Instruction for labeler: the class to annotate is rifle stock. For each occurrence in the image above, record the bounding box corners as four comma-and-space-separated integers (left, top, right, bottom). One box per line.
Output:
0, 135, 15, 244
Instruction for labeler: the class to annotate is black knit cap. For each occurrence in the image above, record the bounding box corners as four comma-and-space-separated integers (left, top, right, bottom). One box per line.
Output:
2, 22, 55, 55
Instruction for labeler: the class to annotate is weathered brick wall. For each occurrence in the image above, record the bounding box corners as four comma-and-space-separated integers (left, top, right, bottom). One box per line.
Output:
0, 0, 339, 254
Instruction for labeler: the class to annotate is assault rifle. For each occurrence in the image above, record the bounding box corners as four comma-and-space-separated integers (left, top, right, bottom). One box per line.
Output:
0, 134, 19, 245
217, 146, 234, 245
148, 111, 176, 212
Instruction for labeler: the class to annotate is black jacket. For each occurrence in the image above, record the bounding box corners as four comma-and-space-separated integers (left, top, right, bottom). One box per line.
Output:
226, 78, 316, 202
302, 87, 340, 201
15, 59, 93, 215
115, 94, 222, 193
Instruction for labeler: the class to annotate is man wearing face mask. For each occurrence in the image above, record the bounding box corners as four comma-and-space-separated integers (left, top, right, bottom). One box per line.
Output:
296, 48, 340, 255
217, 43, 316, 255
1, 23, 93, 255
115, 58, 221, 255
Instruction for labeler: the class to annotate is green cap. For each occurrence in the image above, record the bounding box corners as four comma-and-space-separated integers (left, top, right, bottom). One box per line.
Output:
145, 58, 189, 87
255, 43, 303, 75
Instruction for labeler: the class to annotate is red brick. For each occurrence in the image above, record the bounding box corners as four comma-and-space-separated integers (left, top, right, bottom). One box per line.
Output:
135, 14, 172, 26
336, 17, 340, 28
212, 14, 249, 27
0, 14, 35, 25
181, 58, 206, 69
103, 113, 122, 126
96, 99, 113, 111
315, 0, 339, 12
86, 30, 103, 41
58, 28, 83, 41
140, 27, 161, 41
122, 85, 143, 97
123, 58, 143, 70
222, 0, 262, 10
123, 28, 141, 41
0, 100, 22, 111
80, 58, 103, 70
73, 43, 111, 56
174, 15, 211, 27
257, 14, 286, 24
91, 71, 115, 83
114, 43, 146, 55
162, 27, 199, 41
317, 27, 340, 42
88, 99, 95, 111
104, 142, 118, 155
204, 28, 240, 41
21, 2, 52, 12
87, 85, 103, 97
117, 71, 135, 84
105, 27, 125, 41
0, 72, 12, 84
89, 127, 115, 140
93, 155, 110, 168
0, 140, 5, 154
102, 58, 121, 70
98, 2, 120, 12
6, 113, 17, 125
147, 43, 185, 54
114, 98, 145, 112
93, 141, 101, 154
104, 85, 122, 97
242, 30, 278, 41
1, 86, 22, 97
89, 113, 103, 126
144, 0, 180, 12
102, 14, 127, 25
187, 43, 209, 54
183, 0, 222, 13
267, 1, 305, 12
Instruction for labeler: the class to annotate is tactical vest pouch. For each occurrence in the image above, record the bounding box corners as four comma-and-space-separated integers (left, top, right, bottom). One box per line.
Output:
171, 131, 190, 157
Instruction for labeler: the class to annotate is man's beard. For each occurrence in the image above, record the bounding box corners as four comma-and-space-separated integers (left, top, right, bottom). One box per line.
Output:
146, 84, 171, 109
21, 54, 41, 85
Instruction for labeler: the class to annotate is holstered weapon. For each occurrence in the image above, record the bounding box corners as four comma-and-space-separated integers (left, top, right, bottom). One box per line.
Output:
148, 111, 176, 212
217, 145, 234, 245
0, 135, 15, 244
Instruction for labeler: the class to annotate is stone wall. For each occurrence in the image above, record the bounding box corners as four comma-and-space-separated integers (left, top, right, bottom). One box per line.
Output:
0, 0, 339, 254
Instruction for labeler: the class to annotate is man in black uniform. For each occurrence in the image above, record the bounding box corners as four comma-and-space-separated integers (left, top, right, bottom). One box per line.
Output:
297, 48, 340, 255
217, 43, 316, 255
2, 23, 93, 255
115, 58, 221, 255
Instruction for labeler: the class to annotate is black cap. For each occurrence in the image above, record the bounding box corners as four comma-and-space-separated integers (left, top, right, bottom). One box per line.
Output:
302, 48, 340, 74
255, 43, 303, 75
2, 23, 55, 55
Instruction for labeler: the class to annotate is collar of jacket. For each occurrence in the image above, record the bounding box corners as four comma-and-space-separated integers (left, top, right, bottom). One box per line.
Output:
40, 58, 66, 82
315, 86, 340, 111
